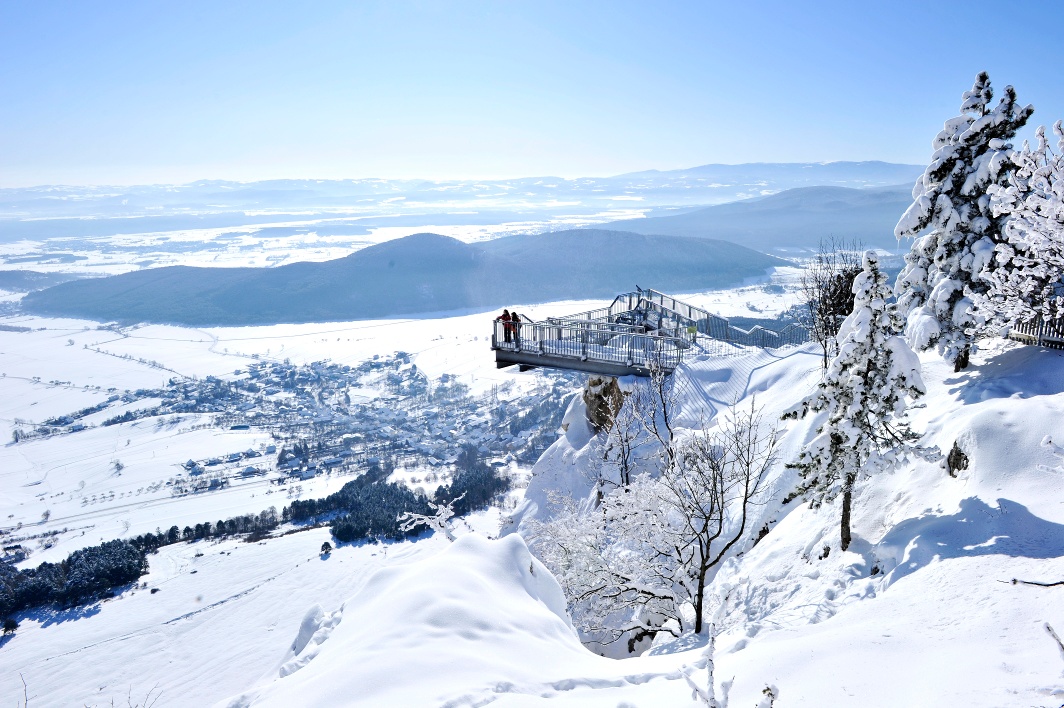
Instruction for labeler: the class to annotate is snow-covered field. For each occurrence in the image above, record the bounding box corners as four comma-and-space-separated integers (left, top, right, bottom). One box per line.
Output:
3, 275, 1062, 706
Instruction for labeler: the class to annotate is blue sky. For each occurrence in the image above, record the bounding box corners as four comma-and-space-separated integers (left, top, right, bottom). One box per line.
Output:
1, 0, 1061, 186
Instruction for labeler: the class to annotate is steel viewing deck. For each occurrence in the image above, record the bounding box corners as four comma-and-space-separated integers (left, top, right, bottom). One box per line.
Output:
491, 287, 809, 377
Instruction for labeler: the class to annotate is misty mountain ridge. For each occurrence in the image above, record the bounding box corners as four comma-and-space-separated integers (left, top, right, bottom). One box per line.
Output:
616, 160, 920, 183
604, 183, 914, 253
21, 230, 785, 326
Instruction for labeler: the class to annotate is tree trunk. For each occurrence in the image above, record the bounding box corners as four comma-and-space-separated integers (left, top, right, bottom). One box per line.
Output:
954, 344, 970, 372
840, 479, 853, 551
694, 562, 707, 634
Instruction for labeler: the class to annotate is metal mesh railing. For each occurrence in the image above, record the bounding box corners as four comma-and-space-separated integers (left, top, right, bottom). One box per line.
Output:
547, 288, 808, 348
492, 319, 685, 371
726, 322, 811, 348
492, 287, 811, 374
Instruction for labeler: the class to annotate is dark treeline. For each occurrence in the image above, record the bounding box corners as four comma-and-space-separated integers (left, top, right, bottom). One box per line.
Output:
291, 447, 510, 543
288, 460, 432, 543
287, 459, 395, 521
0, 509, 285, 622
438, 446, 511, 516
128, 507, 283, 553
2, 452, 510, 622
0, 540, 146, 619
329, 483, 432, 543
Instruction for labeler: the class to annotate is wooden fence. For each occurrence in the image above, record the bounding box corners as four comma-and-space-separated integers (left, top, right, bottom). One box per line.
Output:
1008, 316, 1064, 350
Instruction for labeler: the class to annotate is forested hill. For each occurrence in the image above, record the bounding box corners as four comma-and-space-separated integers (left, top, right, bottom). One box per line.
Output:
604, 184, 913, 253
21, 230, 785, 326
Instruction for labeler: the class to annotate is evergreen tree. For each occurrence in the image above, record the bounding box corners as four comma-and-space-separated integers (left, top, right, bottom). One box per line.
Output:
785, 252, 928, 550
983, 121, 1064, 325
894, 72, 1033, 369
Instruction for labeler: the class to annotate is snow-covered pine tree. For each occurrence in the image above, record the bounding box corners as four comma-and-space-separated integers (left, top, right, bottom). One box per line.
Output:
983, 121, 1064, 325
784, 251, 927, 550
894, 72, 1033, 369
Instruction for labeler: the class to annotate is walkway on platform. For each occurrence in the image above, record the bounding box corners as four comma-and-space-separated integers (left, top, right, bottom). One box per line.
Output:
491, 287, 810, 377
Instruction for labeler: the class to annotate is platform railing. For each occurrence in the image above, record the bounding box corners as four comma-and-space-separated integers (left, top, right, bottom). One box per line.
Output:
492, 288, 811, 376
726, 322, 811, 348
492, 319, 685, 371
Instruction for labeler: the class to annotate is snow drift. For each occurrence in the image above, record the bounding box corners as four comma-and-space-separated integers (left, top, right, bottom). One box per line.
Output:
220, 534, 613, 707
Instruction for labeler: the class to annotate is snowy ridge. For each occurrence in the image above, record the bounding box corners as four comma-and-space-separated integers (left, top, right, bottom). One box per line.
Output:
499, 337, 1064, 704
507, 344, 822, 538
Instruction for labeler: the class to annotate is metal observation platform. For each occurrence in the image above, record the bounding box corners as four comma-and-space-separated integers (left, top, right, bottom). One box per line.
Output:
491, 287, 809, 377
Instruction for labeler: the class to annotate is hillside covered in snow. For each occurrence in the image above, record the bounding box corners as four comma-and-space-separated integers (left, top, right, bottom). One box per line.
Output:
4, 320, 1061, 706
228, 336, 1064, 707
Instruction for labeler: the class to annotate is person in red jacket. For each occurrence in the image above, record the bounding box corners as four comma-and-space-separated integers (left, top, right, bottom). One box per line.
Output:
497, 309, 512, 344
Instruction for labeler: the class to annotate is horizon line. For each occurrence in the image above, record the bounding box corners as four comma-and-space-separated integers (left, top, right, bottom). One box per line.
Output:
0, 159, 925, 191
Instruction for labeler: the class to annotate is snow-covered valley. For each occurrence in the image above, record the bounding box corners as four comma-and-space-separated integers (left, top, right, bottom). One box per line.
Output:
1, 283, 1062, 705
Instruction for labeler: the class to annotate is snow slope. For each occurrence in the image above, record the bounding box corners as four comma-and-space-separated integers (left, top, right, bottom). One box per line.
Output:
4, 303, 1064, 705
501, 337, 1064, 705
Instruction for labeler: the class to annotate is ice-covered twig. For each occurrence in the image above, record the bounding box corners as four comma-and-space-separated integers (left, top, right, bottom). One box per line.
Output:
684, 669, 710, 705
1045, 622, 1064, 673
684, 623, 731, 708
756, 684, 779, 708
397, 493, 464, 542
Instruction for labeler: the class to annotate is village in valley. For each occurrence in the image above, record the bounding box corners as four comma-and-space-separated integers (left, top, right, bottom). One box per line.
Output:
0, 336, 580, 567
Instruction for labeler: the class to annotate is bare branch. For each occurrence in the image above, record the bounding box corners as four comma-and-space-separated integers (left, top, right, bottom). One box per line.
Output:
1012, 577, 1064, 588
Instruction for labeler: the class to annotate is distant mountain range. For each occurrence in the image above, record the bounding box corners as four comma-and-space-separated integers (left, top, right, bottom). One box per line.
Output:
615, 161, 921, 186
0, 163, 922, 244
21, 230, 786, 326
605, 184, 914, 253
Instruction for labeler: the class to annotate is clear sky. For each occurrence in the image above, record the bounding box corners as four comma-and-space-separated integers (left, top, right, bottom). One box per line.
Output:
1, 0, 1062, 186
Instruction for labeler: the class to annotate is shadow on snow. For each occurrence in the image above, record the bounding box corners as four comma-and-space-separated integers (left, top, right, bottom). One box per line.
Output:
872, 497, 1064, 586
946, 345, 1064, 404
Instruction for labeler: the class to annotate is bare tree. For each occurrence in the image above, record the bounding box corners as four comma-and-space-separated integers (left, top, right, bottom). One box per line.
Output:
798, 238, 863, 368
601, 388, 644, 490
635, 356, 679, 471
529, 399, 778, 644
653, 401, 778, 633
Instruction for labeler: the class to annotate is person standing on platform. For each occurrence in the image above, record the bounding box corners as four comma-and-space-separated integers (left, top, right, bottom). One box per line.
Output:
511, 311, 523, 346
497, 309, 512, 343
